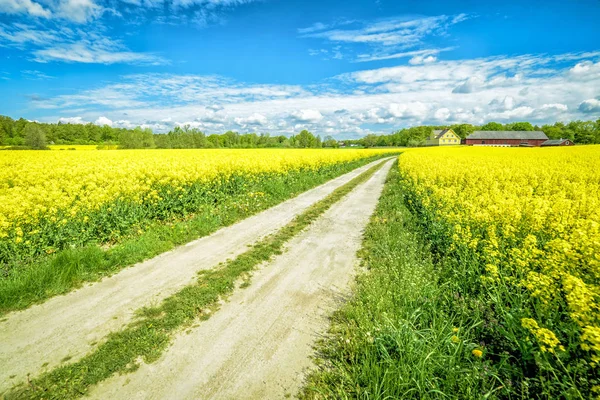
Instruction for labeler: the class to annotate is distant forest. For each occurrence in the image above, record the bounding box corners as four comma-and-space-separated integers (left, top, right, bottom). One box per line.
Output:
1, 115, 599, 149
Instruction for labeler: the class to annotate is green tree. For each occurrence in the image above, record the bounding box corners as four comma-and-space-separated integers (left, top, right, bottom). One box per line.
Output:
323, 135, 338, 148
296, 130, 317, 148
480, 122, 504, 131
508, 121, 535, 131
23, 123, 47, 149
0, 124, 7, 145
362, 134, 378, 148
451, 124, 475, 139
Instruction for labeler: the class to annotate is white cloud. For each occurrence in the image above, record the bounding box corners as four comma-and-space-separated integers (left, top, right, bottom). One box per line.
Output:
0, 0, 103, 22
234, 113, 267, 126
541, 103, 568, 112
489, 96, 515, 110
58, 116, 88, 124
300, 14, 468, 62
0, 23, 59, 46
22, 69, 54, 80
0, 0, 51, 17
34, 40, 167, 65
36, 51, 600, 136
301, 14, 468, 46
291, 109, 324, 123
95, 116, 113, 126
0, 0, 257, 23
388, 102, 428, 119
486, 106, 534, 120
569, 61, 600, 80
356, 47, 452, 63
57, 0, 103, 23
409, 54, 437, 65
578, 99, 600, 113
0, 24, 168, 65
434, 107, 451, 121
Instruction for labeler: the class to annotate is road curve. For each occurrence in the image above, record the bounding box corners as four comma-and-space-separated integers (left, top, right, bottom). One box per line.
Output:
0, 158, 390, 394
88, 159, 394, 400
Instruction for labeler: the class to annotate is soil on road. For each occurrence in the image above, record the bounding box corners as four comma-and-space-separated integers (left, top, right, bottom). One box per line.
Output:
88, 159, 394, 400
0, 159, 388, 394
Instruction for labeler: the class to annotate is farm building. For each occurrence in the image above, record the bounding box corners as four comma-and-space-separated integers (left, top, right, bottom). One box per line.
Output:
425, 129, 461, 146
465, 131, 548, 147
541, 138, 574, 146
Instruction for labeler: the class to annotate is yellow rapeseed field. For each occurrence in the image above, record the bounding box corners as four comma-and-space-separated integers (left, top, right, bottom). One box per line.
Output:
0, 148, 395, 263
48, 145, 101, 151
398, 145, 600, 385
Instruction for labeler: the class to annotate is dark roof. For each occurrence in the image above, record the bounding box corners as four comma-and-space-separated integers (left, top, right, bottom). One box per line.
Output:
432, 129, 453, 139
542, 139, 571, 146
466, 131, 548, 140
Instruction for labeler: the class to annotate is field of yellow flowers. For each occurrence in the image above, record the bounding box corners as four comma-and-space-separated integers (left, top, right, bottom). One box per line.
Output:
399, 146, 600, 396
0, 148, 394, 267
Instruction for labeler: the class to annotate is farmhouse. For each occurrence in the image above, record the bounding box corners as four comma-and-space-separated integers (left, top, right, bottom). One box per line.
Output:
465, 131, 548, 147
425, 129, 461, 146
541, 138, 575, 147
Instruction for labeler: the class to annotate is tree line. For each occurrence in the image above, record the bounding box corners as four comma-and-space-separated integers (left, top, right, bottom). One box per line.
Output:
351, 120, 600, 147
1, 114, 599, 150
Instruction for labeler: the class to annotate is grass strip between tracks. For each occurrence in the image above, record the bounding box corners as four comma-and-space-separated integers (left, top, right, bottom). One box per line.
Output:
5, 159, 388, 400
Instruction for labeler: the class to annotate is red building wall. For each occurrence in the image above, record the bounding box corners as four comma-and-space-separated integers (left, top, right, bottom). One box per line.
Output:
465, 139, 546, 147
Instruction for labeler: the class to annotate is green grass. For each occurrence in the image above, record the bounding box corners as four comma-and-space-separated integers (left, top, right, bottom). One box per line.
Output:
0, 156, 390, 315
4, 159, 388, 400
301, 161, 500, 399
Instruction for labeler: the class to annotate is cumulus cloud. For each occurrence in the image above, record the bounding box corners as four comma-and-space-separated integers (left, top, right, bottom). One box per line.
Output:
489, 96, 515, 110
540, 103, 568, 112
409, 54, 437, 65
452, 78, 480, 94
578, 99, 600, 113
434, 107, 451, 121
58, 116, 88, 124
234, 113, 268, 126
569, 61, 600, 80
291, 109, 324, 123
95, 116, 113, 126
388, 102, 428, 119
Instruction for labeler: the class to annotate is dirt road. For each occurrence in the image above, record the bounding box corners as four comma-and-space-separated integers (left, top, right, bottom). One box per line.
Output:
88, 159, 393, 400
0, 159, 388, 394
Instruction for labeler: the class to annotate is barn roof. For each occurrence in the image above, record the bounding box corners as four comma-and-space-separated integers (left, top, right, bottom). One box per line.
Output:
542, 139, 571, 146
467, 131, 548, 140
432, 129, 453, 139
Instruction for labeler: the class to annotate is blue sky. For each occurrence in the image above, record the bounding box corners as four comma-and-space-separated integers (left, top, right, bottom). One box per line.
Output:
0, 0, 599, 137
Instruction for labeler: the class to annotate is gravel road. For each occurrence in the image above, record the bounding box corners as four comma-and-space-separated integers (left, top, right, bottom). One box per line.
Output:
88, 159, 393, 400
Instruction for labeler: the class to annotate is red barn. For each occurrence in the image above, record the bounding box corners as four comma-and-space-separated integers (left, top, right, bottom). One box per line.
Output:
465, 131, 549, 147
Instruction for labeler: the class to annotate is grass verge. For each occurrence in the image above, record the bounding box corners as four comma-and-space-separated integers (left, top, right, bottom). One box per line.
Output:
4, 159, 388, 400
301, 161, 499, 399
0, 156, 391, 315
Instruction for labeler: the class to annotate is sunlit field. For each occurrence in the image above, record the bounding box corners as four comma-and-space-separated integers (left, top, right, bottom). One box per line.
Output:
0, 148, 396, 265
48, 145, 102, 151
399, 145, 600, 396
